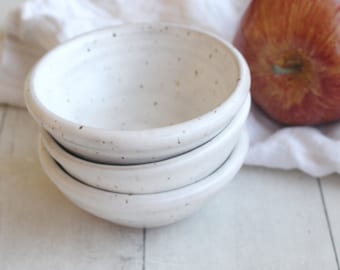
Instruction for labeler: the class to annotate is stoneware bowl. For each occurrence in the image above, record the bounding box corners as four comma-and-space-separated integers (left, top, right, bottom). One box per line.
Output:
38, 132, 249, 228
41, 95, 250, 194
25, 23, 250, 164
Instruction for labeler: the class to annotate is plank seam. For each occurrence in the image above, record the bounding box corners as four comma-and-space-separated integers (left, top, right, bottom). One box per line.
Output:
142, 228, 146, 270
317, 178, 340, 270
0, 105, 8, 137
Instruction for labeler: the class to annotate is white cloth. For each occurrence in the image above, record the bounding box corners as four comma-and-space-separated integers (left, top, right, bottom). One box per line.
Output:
1, 0, 339, 177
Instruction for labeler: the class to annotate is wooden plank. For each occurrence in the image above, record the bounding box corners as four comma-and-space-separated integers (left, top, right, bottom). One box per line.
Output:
144, 167, 337, 270
0, 108, 144, 270
319, 174, 340, 270
0, 158, 144, 270
0, 105, 6, 132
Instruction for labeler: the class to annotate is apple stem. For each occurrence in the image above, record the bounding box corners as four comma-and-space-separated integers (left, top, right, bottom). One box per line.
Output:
272, 64, 302, 75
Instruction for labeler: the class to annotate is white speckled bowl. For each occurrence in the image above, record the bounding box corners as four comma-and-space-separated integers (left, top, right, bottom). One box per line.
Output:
25, 23, 250, 164
38, 131, 249, 228
40, 95, 250, 194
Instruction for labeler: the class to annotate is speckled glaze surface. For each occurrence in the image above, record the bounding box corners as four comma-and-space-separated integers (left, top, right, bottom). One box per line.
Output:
25, 23, 250, 164
40, 95, 250, 194
38, 132, 249, 228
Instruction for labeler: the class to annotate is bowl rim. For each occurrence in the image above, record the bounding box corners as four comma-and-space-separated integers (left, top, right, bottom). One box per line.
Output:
38, 131, 249, 201
41, 94, 250, 170
25, 22, 250, 144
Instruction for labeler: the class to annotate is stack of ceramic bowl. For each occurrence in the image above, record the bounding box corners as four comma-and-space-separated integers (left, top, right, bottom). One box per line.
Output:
25, 23, 251, 228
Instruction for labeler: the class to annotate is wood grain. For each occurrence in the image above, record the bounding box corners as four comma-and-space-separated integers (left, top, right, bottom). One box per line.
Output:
319, 175, 340, 270
144, 167, 337, 270
0, 108, 144, 270
0, 107, 339, 270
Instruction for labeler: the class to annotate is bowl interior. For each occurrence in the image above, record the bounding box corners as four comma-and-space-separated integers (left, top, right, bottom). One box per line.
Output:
31, 24, 240, 130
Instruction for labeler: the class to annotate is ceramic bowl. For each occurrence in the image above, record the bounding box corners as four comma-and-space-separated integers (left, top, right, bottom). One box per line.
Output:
38, 131, 249, 228
41, 95, 250, 194
26, 23, 250, 164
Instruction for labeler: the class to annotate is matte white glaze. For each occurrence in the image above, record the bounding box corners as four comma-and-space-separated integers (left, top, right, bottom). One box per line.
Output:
38, 132, 249, 228
26, 23, 250, 164
41, 95, 250, 194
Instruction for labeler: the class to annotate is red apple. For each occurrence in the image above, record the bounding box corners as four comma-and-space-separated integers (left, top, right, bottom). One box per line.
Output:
233, 0, 340, 125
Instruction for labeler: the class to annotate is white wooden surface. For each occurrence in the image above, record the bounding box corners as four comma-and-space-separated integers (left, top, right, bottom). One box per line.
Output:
1, 2, 340, 269
0, 107, 144, 270
145, 169, 337, 270
322, 175, 340, 269
1, 104, 340, 270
